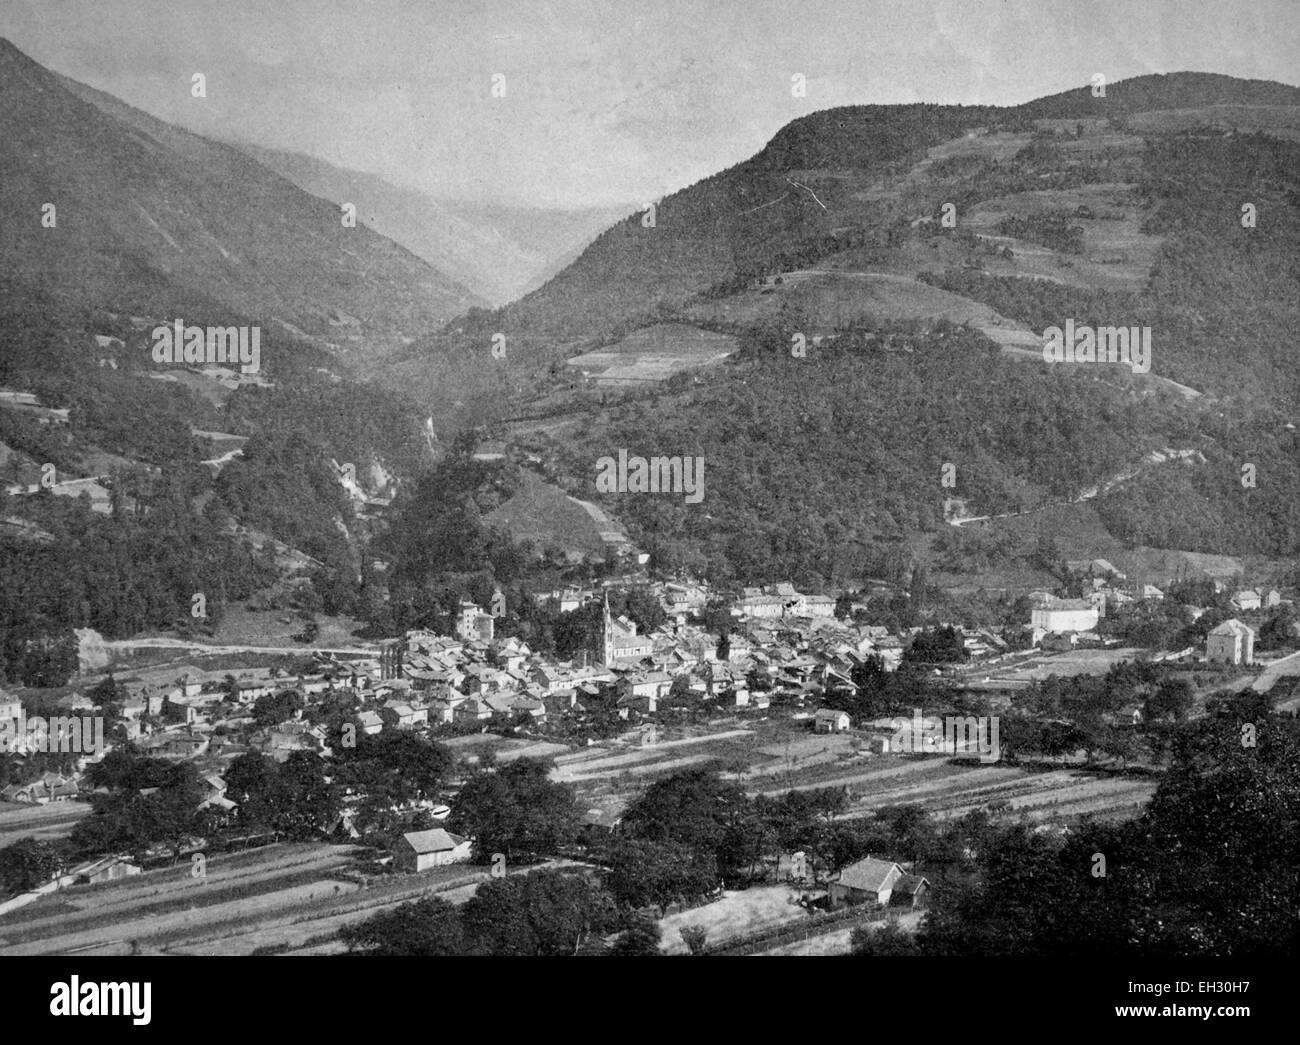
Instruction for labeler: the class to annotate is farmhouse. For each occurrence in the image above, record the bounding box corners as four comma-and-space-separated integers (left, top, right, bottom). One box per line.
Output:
828, 857, 905, 908
814, 708, 850, 733
1206, 618, 1255, 666
1230, 589, 1262, 612
69, 856, 142, 885
394, 828, 473, 872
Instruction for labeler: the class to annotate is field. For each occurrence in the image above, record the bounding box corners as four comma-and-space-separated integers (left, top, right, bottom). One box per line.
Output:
963, 183, 1162, 292
566, 323, 738, 386
0, 840, 583, 957
486, 468, 630, 558
659, 884, 805, 954
686, 269, 1029, 336
0, 801, 90, 850
551, 717, 1158, 831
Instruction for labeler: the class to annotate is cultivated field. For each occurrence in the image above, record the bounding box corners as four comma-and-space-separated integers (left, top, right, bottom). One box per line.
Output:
566, 323, 738, 386
0, 839, 584, 957
659, 884, 806, 954
0, 800, 90, 850
687, 269, 1028, 336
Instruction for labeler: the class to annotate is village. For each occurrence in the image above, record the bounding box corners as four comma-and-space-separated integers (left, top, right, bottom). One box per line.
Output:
1, 557, 1294, 955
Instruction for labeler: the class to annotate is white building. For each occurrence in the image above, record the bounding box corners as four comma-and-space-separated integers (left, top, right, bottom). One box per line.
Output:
1030, 598, 1099, 635
1206, 619, 1255, 666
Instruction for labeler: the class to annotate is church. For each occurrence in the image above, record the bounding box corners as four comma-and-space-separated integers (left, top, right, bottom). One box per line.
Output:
602, 594, 654, 666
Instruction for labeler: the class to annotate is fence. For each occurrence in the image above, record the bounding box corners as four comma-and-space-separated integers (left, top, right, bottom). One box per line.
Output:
703, 902, 896, 956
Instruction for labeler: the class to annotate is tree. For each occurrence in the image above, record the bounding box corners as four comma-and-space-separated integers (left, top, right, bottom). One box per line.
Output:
340, 896, 466, 956
620, 766, 751, 882
520, 869, 619, 955
277, 750, 338, 838
680, 924, 709, 955
851, 922, 921, 955
1145, 678, 1194, 723
223, 752, 286, 829
0, 837, 65, 894
459, 877, 540, 956
251, 689, 304, 728
605, 837, 718, 915
450, 758, 579, 862
610, 914, 662, 955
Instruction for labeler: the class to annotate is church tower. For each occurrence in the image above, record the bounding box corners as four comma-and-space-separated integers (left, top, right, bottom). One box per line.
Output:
602, 592, 615, 666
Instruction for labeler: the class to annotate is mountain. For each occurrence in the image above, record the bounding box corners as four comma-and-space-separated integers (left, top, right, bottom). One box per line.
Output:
229, 143, 629, 307
493, 72, 1300, 341
377, 71, 1300, 587
383, 72, 1300, 415
0, 38, 484, 364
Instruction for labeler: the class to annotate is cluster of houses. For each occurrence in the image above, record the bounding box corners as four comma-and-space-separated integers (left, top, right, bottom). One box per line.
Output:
1029, 561, 1286, 666
4, 565, 1288, 820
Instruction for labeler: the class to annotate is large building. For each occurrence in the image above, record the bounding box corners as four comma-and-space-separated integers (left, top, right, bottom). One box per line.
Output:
456, 600, 495, 643
734, 583, 835, 620
1030, 598, 1099, 635
1206, 618, 1255, 666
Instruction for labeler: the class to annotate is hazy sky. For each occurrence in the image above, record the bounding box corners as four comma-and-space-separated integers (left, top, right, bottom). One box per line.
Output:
3, 0, 1296, 208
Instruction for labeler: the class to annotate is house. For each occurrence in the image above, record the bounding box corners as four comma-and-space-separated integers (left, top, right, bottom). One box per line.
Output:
69, 856, 142, 885
890, 873, 931, 909
380, 702, 428, 730
1206, 619, 1255, 666
1066, 559, 1126, 582
1231, 589, 1262, 612
456, 600, 495, 643
1263, 589, 1282, 608
829, 857, 905, 908
579, 800, 628, 844
142, 731, 210, 760
234, 679, 276, 704
357, 710, 384, 735
794, 594, 836, 618
814, 708, 850, 734
615, 672, 673, 712
1105, 704, 1144, 727
734, 589, 786, 619
393, 828, 473, 872
1030, 598, 1099, 634
1, 776, 81, 804
453, 697, 492, 723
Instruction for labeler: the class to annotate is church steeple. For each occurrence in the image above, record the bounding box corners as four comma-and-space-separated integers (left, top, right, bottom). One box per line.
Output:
602, 592, 614, 666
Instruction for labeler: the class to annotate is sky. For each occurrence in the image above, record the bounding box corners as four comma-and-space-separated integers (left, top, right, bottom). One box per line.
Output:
2, 0, 1297, 209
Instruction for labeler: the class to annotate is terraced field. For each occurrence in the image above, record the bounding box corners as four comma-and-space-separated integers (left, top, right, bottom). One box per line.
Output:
0, 800, 90, 850
744, 749, 1157, 826
0, 841, 571, 957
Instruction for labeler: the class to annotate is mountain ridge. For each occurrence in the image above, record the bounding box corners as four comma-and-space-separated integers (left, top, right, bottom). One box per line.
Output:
0, 36, 485, 366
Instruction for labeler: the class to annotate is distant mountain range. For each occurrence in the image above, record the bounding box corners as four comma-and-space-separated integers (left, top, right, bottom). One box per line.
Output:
232, 142, 632, 307
0, 37, 483, 365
